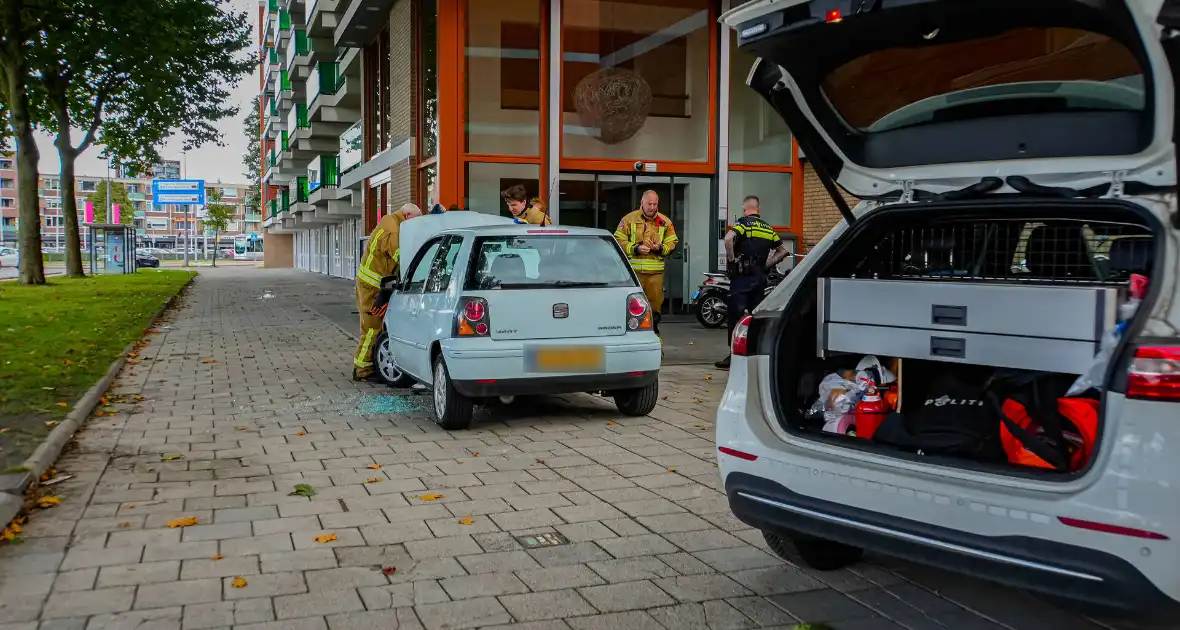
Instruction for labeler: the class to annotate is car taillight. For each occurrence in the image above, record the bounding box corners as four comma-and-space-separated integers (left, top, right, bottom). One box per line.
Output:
626, 293, 653, 331
1127, 346, 1180, 400
456, 297, 490, 337
732, 314, 753, 356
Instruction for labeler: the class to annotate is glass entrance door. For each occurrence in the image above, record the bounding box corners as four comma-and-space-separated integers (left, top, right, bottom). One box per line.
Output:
557, 172, 714, 314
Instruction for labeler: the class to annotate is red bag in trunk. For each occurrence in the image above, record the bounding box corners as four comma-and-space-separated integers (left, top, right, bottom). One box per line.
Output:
999, 397, 1098, 472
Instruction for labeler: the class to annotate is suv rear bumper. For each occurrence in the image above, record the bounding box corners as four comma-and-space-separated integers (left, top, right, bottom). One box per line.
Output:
725, 472, 1180, 619
453, 370, 657, 398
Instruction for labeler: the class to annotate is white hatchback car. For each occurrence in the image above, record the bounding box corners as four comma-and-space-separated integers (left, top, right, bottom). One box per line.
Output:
717, 0, 1179, 618
377, 218, 662, 429
0, 247, 18, 268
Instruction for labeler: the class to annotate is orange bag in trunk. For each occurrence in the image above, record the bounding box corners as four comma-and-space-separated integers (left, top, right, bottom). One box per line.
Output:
999, 397, 1098, 472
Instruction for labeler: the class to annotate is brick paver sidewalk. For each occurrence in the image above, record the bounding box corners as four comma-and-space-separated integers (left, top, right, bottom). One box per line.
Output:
0, 268, 1152, 630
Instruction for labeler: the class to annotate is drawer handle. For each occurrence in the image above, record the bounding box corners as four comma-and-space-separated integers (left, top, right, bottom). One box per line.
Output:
932, 305, 967, 326
930, 336, 966, 359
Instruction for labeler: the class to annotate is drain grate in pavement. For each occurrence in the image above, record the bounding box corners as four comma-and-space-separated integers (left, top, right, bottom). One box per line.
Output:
516, 532, 569, 549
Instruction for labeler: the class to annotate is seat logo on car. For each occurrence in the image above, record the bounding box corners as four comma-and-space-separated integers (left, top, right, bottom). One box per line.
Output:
553, 303, 569, 319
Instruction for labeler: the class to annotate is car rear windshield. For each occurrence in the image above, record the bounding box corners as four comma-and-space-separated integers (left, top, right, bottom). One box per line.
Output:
464, 235, 636, 290
823, 27, 1144, 132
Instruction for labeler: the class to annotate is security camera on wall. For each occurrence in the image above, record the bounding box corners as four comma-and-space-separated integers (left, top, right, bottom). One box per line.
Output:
633, 161, 644, 172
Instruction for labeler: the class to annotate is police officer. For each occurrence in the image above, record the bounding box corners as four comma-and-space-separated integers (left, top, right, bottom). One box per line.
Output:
715, 195, 791, 369
502, 184, 551, 225
353, 202, 424, 381
614, 190, 677, 335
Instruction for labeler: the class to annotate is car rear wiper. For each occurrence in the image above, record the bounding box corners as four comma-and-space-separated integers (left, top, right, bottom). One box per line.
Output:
551, 280, 611, 287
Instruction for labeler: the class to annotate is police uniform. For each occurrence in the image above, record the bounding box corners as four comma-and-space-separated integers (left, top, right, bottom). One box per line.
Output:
614, 210, 678, 334
353, 209, 411, 380
512, 202, 551, 226
726, 213, 781, 343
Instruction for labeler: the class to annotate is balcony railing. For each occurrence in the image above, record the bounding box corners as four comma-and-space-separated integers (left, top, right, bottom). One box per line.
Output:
268, 148, 278, 168
267, 46, 278, 65
293, 29, 308, 56
278, 9, 290, 30
280, 189, 291, 212
281, 130, 289, 152
287, 103, 309, 134
245, 214, 263, 222
280, 69, 291, 92
339, 120, 362, 174
268, 98, 278, 117
290, 176, 309, 204
315, 62, 340, 96
308, 155, 339, 193
268, 199, 278, 217
268, 0, 278, 13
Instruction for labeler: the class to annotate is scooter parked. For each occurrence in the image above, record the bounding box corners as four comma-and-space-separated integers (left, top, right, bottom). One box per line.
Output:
691, 270, 787, 328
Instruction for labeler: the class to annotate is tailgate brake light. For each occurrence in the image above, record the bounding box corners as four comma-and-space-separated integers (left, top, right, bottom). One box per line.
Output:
1126, 346, 1180, 401
732, 314, 753, 356
456, 297, 490, 337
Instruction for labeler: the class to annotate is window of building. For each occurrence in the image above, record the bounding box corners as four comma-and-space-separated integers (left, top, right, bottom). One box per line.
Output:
44, 216, 63, 227
364, 26, 392, 158
418, 0, 438, 161
467, 0, 542, 157
0, 159, 13, 170
1, 198, 13, 208
561, 0, 714, 164
79, 180, 98, 192
43, 177, 60, 190
464, 162, 540, 218
727, 171, 791, 228
1, 178, 15, 190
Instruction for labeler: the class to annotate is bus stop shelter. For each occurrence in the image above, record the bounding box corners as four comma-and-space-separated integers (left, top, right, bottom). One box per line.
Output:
85, 223, 136, 275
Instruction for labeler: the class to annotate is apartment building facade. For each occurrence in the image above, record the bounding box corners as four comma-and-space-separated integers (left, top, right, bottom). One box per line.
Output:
259, 0, 845, 309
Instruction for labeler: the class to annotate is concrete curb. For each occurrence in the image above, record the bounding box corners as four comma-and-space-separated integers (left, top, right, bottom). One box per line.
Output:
0, 274, 195, 529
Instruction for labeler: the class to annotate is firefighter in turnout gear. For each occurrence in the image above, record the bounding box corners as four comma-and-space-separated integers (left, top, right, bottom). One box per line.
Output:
614, 190, 678, 335
502, 184, 551, 225
353, 203, 424, 381
716, 195, 791, 369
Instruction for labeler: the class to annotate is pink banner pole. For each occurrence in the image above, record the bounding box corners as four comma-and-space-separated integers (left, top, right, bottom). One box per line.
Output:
112, 203, 120, 224
84, 201, 94, 224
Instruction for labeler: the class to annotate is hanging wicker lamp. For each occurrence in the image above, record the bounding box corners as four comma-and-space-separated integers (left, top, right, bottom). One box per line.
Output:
573, 67, 653, 145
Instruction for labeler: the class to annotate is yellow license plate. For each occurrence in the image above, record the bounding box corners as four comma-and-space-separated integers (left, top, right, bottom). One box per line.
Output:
529, 346, 605, 373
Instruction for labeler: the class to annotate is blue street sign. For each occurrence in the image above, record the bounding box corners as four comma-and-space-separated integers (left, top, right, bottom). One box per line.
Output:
152, 179, 206, 205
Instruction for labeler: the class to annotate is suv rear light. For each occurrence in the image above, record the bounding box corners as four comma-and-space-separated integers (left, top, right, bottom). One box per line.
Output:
456, 297, 490, 337
626, 293, 653, 331
1126, 346, 1180, 401
732, 314, 753, 356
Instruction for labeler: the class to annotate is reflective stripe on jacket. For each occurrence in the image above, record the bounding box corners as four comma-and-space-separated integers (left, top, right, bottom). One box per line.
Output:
613, 210, 677, 273
356, 211, 407, 290
513, 204, 551, 226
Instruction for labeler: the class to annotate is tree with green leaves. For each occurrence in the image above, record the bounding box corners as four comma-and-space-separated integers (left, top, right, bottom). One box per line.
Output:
0, 0, 66, 284
242, 104, 261, 217
201, 188, 235, 268
86, 181, 133, 225
31, 0, 254, 277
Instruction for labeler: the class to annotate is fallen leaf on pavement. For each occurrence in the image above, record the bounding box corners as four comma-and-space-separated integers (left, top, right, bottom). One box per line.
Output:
366, 464, 382, 470
160, 454, 184, 461
667, 467, 676, 473
55, 402, 68, 407
45, 421, 59, 427
117, 522, 132, 528
314, 534, 337, 543
202, 359, 217, 364
165, 516, 199, 528
295, 432, 305, 436
470, 451, 479, 457
235, 426, 248, 431
211, 555, 223, 561
458, 516, 473, 525
606, 421, 617, 426
231, 577, 247, 588
365, 478, 382, 484
420, 494, 443, 501
382, 567, 397, 576
124, 504, 136, 509
38, 496, 62, 509
703, 375, 713, 381
290, 484, 316, 497
0, 428, 8, 434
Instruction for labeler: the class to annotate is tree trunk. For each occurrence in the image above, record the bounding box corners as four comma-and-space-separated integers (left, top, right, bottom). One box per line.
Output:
5, 67, 43, 284
57, 133, 85, 277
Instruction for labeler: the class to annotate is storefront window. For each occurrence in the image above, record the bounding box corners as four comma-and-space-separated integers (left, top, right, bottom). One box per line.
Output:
419, 0, 439, 160
464, 162, 540, 216
728, 170, 791, 227
561, 0, 711, 163
729, 31, 792, 166
465, 0, 542, 156
418, 163, 438, 208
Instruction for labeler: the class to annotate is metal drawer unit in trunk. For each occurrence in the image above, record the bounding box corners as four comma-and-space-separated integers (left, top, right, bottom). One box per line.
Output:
817, 278, 1118, 374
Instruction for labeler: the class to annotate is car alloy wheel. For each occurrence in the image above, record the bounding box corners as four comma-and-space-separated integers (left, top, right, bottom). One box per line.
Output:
433, 361, 447, 417
376, 336, 404, 383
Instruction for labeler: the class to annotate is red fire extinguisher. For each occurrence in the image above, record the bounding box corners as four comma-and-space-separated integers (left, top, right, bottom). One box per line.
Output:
855, 386, 890, 440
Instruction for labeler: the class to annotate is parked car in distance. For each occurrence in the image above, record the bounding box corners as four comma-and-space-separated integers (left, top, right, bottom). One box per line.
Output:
717, 0, 1178, 619
135, 251, 160, 268
0, 246, 17, 267
377, 215, 663, 430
